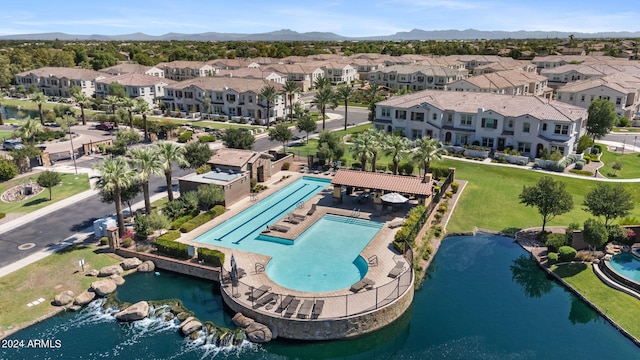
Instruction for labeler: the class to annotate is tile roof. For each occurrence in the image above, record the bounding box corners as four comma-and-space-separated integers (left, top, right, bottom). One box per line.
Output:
167, 77, 284, 93
455, 69, 546, 89
556, 73, 640, 94
374, 64, 466, 77
216, 68, 285, 80
98, 73, 176, 87
16, 67, 106, 80
377, 90, 587, 122
99, 63, 157, 75
331, 169, 432, 196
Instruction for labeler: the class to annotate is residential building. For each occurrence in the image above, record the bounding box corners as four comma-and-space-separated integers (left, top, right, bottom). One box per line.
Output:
95, 73, 176, 106
540, 63, 640, 87
555, 73, 640, 118
531, 55, 618, 70
156, 61, 217, 81
216, 68, 287, 84
14, 67, 107, 97
368, 65, 468, 91
444, 55, 503, 71
348, 58, 386, 80
321, 62, 359, 84
472, 60, 537, 75
264, 63, 325, 91
161, 77, 287, 124
373, 90, 587, 157
208, 59, 259, 70
447, 69, 551, 97
99, 63, 165, 78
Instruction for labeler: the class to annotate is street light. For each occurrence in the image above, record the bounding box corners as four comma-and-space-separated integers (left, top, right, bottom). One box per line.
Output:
66, 111, 78, 175
634, 136, 638, 151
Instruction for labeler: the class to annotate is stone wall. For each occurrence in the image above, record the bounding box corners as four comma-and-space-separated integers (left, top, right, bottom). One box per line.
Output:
221, 277, 415, 341
116, 248, 220, 281
270, 154, 294, 175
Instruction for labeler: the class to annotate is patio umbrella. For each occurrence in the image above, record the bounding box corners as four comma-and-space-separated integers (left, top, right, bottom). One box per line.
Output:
230, 254, 238, 287
381, 192, 409, 204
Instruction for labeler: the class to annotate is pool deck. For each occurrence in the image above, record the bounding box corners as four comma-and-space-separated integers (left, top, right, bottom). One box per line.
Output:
178, 171, 414, 321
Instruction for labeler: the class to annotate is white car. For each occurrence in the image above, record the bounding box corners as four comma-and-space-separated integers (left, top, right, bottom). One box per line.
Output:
2, 140, 24, 151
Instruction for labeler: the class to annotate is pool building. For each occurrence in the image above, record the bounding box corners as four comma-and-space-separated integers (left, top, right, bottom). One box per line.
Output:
177, 169, 439, 340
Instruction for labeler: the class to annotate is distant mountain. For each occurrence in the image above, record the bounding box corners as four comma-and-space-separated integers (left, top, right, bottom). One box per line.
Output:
1, 29, 639, 41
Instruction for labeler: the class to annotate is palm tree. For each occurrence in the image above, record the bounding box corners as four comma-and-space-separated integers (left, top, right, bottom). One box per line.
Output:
120, 97, 135, 129
412, 138, 447, 180
133, 98, 151, 142
93, 156, 137, 236
72, 91, 91, 125
364, 83, 383, 122
384, 134, 411, 175
311, 87, 336, 131
12, 117, 43, 143
260, 85, 277, 129
335, 85, 354, 131
127, 147, 163, 215
157, 141, 189, 202
313, 76, 331, 91
282, 80, 300, 123
105, 95, 121, 115
367, 129, 384, 172
30, 92, 47, 125
0, 89, 6, 126
350, 131, 373, 171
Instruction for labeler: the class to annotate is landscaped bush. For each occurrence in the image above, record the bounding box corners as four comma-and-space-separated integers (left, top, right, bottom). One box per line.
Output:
393, 206, 427, 252
178, 130, 193, 143
445, 191, 453, 199
179, 206, 225, 233
451, 182, 459, 193
558, 246, 577, 262
155, 237, 191, 260
569, 169, 593, 176
432, 225, 443, 238
547, 252, 559, 264
429, 166, 449, 180
0, 159, 18, 181
438, 203, 448, 213
198, 135, 216, 143
607, 225, 628, 244
157, 230, 181, 242
121, 237, 133, 248
211, 205, 226, 216
99, 236, 108, 246
566, 222, 581, 243
545, 233, 567, 252
171, 214, 195, 230
593, 144, 604, 154
399, 162, 414, 175
281, 162, 290, 170
196, 248, 225, 267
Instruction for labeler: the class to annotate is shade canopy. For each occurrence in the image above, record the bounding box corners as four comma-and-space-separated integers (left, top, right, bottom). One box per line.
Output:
381, 192, 409, 204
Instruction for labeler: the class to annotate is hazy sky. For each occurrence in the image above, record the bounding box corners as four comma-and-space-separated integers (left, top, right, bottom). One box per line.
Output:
1, 0, 638, 36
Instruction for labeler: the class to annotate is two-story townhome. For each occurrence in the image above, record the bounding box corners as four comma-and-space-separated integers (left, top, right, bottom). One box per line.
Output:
208, 59, 258, 70
15, 67, 107, 97
216, 68, 287, 84
369, 65, 468, 91
448, 69, 551, 97
161, 77, 286, 124
531, 55, 618, 71
264, 63, 325, 91
99, 63, 165, 78
540, 63, 640, 88
472, 60, 537, 75
373, 90, 587, 157
95, 73, 176, 107
348, 58, 386, 81
444, 55, 503, 71
555, 73, 640, 118
321, 62, 359, 84
156, 61, 217, 81
416, 57, 466, 71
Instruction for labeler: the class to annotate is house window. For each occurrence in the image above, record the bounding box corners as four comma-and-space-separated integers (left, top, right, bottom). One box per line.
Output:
542, 123, 547, 131
508, 119, 514, 128
599, 95, 610, 101
455, 134, 468, 145
432, 113, 437, 120
447, 114, 453, 122
569, 94, 574, 101
460, 115, 472, 126
550, 146, 566, 155
227, 94, 236, 102
523, 122, 530, 133
481, 118, 498, 129
616, 97, 622, 105
411, 129, 422, 139
554, 124, 569, 135
215, 92, 223, 100
518, 142, 531, 154
581, 95, 585, 102
411, 112, 424, 121
395, 110, 406, 119
381, 107, 391, 117
481, 137, 494, 148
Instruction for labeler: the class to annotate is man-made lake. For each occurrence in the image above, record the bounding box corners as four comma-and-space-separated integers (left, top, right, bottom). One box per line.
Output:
1, 105, 40, 120
2, 234, 637, 359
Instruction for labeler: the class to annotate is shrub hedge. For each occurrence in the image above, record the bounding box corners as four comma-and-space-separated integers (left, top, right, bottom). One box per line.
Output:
393, 205, 426, 252
451, 182, 459, 193
558, 246, 577, 262
178, 130, 193, 143
429, 166, 450, 179
547, 252, 559, 264
545, 233, 567, 252
155, 230, 189, 259
198, 135, 217, 143
171, 214, 194, 230
179, 206, 226, 233
197, 248, 225, 267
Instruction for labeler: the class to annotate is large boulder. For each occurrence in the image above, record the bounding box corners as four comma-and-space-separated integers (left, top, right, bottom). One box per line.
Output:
74, 291, 96, 306
115, 301, 149, 322
110, 274, 125, 285
137, 261, 155, 273
98, 265, 123, 277
180, 318, 202, 336
245, 322, 273, 343
53, 290, 75, 306
85, 269, 99, 277
232, 313, 254, 328
91, 279, 117, 296
120, 258, 142, 270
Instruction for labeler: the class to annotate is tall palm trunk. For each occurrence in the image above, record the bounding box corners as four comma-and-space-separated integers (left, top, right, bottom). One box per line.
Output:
393, 159, 399, 175
114, 187, 126, 236
0, 101, 4, 126
266, 103, 271, 128
38, 104, 44, 125
343, 101, 348, 131
165, 169, 174, 201
142, 181, 151, 215
289, 94, 294, 122
321, 107, 326, 130
128, 110, 133, 128
143, 113, 148, 142
371, 152, 378, 172
360, 155, 367, 171
80, 104, 86, 125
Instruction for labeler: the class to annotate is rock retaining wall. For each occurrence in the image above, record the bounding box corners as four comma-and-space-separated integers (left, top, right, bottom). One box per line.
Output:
115, 249, 220, 281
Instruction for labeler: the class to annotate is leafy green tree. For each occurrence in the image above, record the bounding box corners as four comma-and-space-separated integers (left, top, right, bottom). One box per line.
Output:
157, 141, 189, 201
94, 156, 137, 236
114, 128, 141, 151
611, 162, 622, 176
335, 85, 355, 131
260, 85, 277, 128
385, 134, 411, 175
10, 145, 42, 173
182, 142, 213, 169
197, 184, 225, 210
317, 131, 344, 164
412, 138, 447, 179
576, 134, 593, 154
311, 86, 336, 131
519, 176, 573, 232
582, 218, 608, 253
127, 146, 163, 215
30, 92, 47, 125
296, 116, 317, 144
583, 183, 634, 225
222, 128, 254, 150
0, 89, 6, 126
586, 99, 616, 140
108, 82, 128, 99
90, 50, 118, 70
0, 158, 18, 181
37, 170, 61, 200
269, 123, 293, 153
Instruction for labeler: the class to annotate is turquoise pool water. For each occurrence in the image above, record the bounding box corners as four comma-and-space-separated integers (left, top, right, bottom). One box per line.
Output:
194, 177, 383, 292
609, 253, 640, 282
265, 214, 382, 292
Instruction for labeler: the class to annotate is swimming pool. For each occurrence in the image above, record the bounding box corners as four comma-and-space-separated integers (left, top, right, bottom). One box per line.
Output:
609, 253, 640, 282
194, 177, 384, 292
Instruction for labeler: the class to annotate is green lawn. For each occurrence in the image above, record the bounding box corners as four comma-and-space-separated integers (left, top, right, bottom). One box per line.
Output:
0, 130, 14, 140
611, 127, 640, 133
0, 173, 90, 213
597, 143, 640, 179
552, 263, 640, 339
439, 158, 640, 233
0, 244, 122, 330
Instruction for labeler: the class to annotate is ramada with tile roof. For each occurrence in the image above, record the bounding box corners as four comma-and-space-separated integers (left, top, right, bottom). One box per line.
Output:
331, 169, 433, 206
374, 90, 587, 158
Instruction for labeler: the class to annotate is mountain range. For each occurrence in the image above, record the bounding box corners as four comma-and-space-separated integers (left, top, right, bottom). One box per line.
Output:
1, 29, 639, 41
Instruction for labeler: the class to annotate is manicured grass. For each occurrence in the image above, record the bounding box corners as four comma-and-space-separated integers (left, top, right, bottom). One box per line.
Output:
0, 130, 14, 140
0, 244, 122, 331
0, 172, 90, 213
597, 143, 640, 179
611, 127, 640, 133
552, 263, 640, 339
151, 196, 169, 209
439, 158, 640, 233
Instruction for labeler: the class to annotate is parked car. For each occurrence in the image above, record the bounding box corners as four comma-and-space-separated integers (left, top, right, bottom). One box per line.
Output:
96, 123, 115, 131
2, 139, 24, 151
